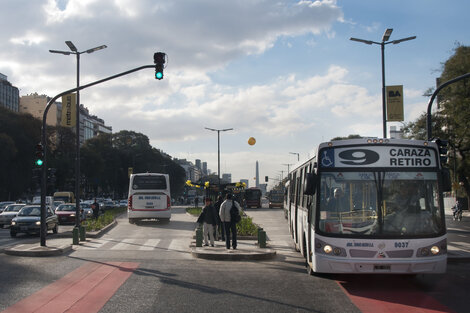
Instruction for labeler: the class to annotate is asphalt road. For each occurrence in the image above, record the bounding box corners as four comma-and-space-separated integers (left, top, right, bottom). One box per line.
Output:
0, 206, 469, 313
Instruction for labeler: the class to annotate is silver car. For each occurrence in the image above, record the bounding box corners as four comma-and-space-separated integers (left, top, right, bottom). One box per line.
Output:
0, 204, 25, 228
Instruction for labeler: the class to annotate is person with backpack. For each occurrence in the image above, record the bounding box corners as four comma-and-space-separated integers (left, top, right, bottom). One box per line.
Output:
219, 193, 242, 250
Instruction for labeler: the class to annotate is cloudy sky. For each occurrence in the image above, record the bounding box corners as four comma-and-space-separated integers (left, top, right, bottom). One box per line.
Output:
1, 0, 469, 188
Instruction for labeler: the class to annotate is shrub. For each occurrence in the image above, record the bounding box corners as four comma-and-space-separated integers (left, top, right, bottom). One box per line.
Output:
85, 207, 126, 231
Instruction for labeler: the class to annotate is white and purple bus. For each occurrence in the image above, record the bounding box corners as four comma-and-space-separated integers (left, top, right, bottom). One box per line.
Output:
286, 138, 450, 274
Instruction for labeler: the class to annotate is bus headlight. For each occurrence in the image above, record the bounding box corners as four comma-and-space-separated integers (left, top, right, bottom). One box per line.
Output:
11, 221, 16, 226
333, 247, 342, 256
420, 248, 429, 256
323, 245, 333, 254
35, 221, 41, 225
430, 246, 440, 255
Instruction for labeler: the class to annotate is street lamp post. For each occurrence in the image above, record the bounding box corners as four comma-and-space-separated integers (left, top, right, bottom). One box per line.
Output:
289, 152, 299, 162
282, 163, 293, 176
205, 127, 233, 191
350, 29, 416, 138
49, 42, 107, 234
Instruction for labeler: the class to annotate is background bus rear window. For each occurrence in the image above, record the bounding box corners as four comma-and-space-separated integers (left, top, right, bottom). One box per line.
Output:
132, 176, 167, 190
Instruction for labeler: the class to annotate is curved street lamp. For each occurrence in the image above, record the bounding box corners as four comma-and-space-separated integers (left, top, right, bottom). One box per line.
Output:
350, 29, 416, 138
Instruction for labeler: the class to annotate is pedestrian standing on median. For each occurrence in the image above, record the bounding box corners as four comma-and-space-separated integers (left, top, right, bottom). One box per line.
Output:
201, 197, 218, 247
219, 193, 242, 250
92, 198, 100, 219
214, 195, 225, 241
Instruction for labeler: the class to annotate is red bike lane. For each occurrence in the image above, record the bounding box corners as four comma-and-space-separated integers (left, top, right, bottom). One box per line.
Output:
337, 275, 457, 313
1, 261, 139, 313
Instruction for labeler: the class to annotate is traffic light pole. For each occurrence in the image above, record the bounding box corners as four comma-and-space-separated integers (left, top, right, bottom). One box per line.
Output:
426, 72, 470, 141
40, 64, 156, 246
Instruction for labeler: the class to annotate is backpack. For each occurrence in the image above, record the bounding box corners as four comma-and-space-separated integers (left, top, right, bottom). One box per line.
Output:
230, 200, 241, 223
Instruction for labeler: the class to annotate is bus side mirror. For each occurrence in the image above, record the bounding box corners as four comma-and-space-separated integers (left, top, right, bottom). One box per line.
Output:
304, 173, 317, 195
441, 168, 452, 192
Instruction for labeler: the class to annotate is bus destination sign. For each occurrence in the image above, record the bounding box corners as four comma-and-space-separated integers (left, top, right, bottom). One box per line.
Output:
320, 146, 437, 168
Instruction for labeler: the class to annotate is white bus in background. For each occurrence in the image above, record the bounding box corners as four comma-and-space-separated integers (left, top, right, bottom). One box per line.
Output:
128, 173, 171, 224
286, 138, 451, 274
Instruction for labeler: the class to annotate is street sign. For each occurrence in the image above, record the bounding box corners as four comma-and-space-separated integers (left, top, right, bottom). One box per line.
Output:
386, 85, 404, 121
61, 93, 76, 127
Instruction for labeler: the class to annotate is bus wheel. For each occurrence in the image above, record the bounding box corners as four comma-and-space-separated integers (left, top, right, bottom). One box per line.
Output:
129, 219, 135, 224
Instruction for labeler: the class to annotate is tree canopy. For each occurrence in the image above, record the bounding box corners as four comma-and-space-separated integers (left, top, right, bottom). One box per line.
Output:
403, 44, 470, 199
0, 108, 186, 200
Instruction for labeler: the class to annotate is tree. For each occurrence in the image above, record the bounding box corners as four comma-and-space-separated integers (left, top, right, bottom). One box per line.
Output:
330, 134, 363, 141
404, 44, 470, 201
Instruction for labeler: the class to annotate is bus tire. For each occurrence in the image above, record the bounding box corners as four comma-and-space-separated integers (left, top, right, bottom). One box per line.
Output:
129, 218, 136, 224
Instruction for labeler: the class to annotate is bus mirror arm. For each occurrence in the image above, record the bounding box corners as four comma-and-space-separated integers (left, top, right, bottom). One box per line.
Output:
441, 168, 452, 192
304, 173, 317, 196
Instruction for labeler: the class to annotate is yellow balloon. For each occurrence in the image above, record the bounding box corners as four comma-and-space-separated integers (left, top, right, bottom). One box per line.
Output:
248, 137, 256, 145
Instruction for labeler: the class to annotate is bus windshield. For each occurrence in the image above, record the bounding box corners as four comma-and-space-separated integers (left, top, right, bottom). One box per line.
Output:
245, 189, 261, 200
318, 171, 444, 238
132, 175, 167, 190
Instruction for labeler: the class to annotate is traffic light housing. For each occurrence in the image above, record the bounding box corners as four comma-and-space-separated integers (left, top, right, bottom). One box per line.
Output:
154, 52, 166, 80
35, 143, 44, 167
435, 138, 448, 164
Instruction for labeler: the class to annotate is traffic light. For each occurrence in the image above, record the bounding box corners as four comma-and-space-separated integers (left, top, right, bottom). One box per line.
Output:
435, 138, 448, 164
35, 143, 44, 167
154, 52, 166, 80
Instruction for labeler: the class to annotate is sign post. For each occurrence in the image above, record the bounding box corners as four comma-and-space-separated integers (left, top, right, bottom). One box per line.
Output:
386, 85, 404, 122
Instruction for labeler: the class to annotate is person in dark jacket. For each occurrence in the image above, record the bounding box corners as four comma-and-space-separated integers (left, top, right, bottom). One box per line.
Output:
92, 198, 100, 219
214, 195, 225, 241
201, 197, 218, 247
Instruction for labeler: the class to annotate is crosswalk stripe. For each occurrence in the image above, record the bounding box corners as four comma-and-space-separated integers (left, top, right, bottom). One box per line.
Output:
139, 239, 160, 250
110, 238, 138, 250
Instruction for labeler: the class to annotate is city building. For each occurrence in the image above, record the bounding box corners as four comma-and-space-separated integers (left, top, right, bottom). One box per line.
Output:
79, 105, 112, 145
19, 93, 61, 126
202, 162, 208, 175
175, 159, 202, 182
0, 73, 20, 112
195, 159, 201, 170
389, 126, 404, 139
222, 173, 232, 184
19, 94, 112, 144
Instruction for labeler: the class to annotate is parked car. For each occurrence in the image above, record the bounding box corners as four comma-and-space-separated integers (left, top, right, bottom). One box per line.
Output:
119, 199, 128, 207
0, 201, 15, 213
10, 205, 59, 237
0, 204, 26, 228
55, 203, 78, 225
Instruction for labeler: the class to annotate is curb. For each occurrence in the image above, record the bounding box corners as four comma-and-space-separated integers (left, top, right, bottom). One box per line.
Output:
4, 244, 73, 257
2, 219, 118, 257
190, 242, 276, 261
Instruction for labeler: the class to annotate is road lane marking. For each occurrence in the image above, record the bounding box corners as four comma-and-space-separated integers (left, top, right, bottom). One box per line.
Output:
110, 238, 138, 250
139, 239, 160, 250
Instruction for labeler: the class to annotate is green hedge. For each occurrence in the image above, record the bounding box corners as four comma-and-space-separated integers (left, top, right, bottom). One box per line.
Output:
85, 207, 126, 231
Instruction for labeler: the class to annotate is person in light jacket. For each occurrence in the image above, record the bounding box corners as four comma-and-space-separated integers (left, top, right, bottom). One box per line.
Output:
219, 193, 242, 250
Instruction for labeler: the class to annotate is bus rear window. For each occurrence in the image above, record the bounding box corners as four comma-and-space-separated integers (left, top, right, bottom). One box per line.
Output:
132, 176, 167, 190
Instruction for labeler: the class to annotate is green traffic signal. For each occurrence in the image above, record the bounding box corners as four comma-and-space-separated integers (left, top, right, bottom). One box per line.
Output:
35, 159, 44, 166
156, 71, 163, 79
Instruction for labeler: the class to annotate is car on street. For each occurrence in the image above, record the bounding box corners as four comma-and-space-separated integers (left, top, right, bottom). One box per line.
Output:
0, 203, 26, 228
0, 201, 15, 213
101, 200, 115, 211
80, 203, 93, 219
10, 205, 59, 237
55, 203, 78, 224
119, 199, 128, 207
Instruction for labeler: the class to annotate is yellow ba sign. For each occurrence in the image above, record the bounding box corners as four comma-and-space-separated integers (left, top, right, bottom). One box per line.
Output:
61, 93, 76, 127
386, 85, 404, 122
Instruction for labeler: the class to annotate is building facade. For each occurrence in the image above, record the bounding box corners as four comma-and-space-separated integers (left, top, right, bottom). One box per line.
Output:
19, 93, 61, 126
0, 73, 20, 112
